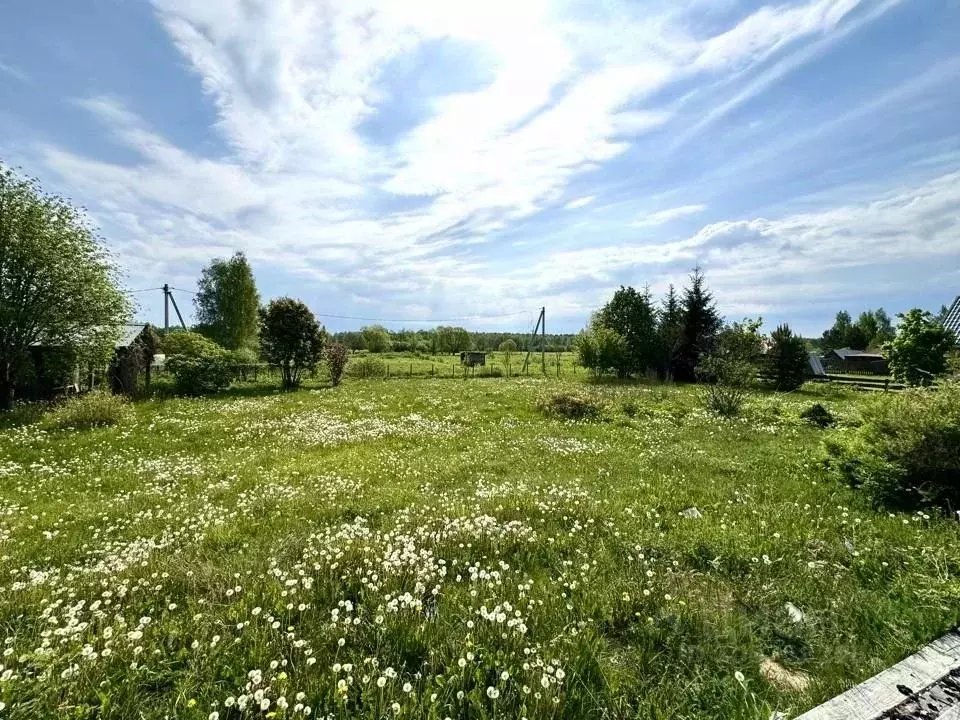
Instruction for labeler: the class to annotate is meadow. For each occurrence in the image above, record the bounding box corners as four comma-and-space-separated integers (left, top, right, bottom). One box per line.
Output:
0, 377, 958, 719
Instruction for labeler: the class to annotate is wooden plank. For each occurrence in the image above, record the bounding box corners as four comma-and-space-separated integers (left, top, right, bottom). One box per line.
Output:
796, 632, 960, 720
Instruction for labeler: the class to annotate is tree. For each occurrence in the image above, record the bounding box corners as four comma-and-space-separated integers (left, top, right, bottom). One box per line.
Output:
194, 252, 260, 351
361, 325, 391, 353
0, 163, 129, 410
435, 326, 471, 353
135, 324, 161, 388
325, 342, 349, 387
596, 285, 658, 377
821, 311, 853, 353
766, 324, 808, 391
673, 268, 722, 383
498, 339, 517, 376
574, 324, 625, 377
657, 284, 683, 378
259, 298, 325, 389
886, 309, 954, 387
695, 318, 762, 417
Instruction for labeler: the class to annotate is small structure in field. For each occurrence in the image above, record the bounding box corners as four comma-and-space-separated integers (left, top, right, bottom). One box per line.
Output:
459, 351, 486, 367
807, 352, 827, 378
825, 347, 888, 375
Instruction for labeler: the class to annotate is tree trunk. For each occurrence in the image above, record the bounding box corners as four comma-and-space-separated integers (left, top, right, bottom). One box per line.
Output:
0, 362, 14, 411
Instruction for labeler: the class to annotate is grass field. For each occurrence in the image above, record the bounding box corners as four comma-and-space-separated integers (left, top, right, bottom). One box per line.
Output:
1, 377, 958, 719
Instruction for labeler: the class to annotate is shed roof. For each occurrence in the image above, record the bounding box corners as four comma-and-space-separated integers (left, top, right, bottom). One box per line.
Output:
117, 324, 148, 348
831, 347, 885, 360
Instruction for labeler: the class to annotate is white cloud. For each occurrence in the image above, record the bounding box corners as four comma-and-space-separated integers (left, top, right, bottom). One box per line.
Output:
0, 60, 29, 83
632, 204, 707, 227
29, 0, 912, 323
564, 196, 596, 211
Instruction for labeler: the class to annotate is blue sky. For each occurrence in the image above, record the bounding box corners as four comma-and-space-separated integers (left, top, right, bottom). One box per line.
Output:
1, 0, 958, 335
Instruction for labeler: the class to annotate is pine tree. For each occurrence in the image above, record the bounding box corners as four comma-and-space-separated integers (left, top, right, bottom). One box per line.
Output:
673, 268, 722, 383
767, 324, 808, 391
657, 284, 683, 378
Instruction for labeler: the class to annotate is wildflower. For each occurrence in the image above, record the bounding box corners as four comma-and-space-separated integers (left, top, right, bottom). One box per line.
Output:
486, 687, 500, 699
209, 713, 219, 720
377, 676, 387, 688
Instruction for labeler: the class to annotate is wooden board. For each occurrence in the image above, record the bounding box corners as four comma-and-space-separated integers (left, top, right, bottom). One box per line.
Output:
796, 631, 960, 720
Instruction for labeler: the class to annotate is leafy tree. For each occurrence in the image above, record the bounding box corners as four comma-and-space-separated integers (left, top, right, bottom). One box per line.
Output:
361, 325, 391, 353
436, 326, 471, 353
325, 342, 349, 387
161, 330, 232, 395
886, 309, 954, 386
821, 311, 853, 352
673, 268, 722, 383
498, 339, 517, 376
574, 324, 625, 377
596, 285, 658, 377
766, 324, 808, 391
871, 308, 895, 346
0, 163, 129, 409
695, 318, 762, 417
259, 298, 325, 389
194, 252, 260, 351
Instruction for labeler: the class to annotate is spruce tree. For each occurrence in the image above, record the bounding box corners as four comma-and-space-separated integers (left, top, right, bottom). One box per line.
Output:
673, 268, 722, 383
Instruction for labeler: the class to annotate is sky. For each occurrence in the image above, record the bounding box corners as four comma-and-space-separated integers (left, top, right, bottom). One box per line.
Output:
1, 0, 958, 336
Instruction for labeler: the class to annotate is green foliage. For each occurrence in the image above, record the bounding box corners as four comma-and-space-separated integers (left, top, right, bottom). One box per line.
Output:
325, 342, 349, 386
0, 163, 129, 409
574, 324, 626, 377
435, 326, 472, 353
259, 298, 325, 389
674, 268, 722, 383
822, 308, 894, 352
766, 324, 809, 391
45, 392, 132, 430
160, 330, 222, 358
886, 308, 954, 387
536, 390, 605, 421
596, 286, 659, 376
498, 339, 517, 375
361, 325, 392, 353
166, 352, 232, 396
824, 382, 960, 510
193, 252, 260, 351
800, 403, 835, 428
696, 319, 763, 417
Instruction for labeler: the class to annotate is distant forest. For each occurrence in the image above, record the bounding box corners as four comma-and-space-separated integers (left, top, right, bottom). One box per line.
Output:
330, 326, 576, 354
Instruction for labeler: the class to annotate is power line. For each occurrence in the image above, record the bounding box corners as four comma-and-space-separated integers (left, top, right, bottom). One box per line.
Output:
125, 287, 163, 294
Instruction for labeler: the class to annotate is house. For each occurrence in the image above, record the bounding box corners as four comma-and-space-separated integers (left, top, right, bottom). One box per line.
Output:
824, 347, 889, 375
17, 324, 155, 401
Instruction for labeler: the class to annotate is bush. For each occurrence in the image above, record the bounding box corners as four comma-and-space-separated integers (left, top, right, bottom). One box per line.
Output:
537, 390, 605, 421
701, 383, 746, 418
800, 403, 835, 428
824, 382, 960, 510
46, 392, 132, 430
886, 308, 954, 386
259, 298, 325, 389
166, 353, 233, 395
326, 342, 349, 386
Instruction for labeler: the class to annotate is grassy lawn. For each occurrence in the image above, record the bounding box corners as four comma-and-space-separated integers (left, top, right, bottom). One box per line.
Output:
0, 378, 958, 719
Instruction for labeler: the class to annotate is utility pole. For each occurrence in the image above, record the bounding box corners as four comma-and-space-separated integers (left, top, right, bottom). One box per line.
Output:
163, 284, 170, 331
541, 306, 546, 376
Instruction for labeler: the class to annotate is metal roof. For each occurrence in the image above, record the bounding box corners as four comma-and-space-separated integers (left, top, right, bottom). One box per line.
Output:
117, 324, 147, 348
943, 296, 960, 339
831, 347, 885, 360
808, 352, 826, 377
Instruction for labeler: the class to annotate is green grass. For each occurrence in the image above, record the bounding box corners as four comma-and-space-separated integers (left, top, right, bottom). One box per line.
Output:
0, 378, 958, 719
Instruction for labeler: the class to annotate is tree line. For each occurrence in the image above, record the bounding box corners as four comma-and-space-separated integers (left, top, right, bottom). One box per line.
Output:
330, 327, 575, 354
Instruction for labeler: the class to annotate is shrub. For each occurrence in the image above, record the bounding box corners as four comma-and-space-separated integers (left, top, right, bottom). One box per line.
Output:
166, 353, 233, 396
326, 342, 349, 386
259, 298, 325, 389
537, 390, 605, 421
823, 382, 960, 510
800, 403, 835, 428
700, 382, 746, 418
160, 330, 222, 358
46, 392, 132, 430
886, 308, 954, 386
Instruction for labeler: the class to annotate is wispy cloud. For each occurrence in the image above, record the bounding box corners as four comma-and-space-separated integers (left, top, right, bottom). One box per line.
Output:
0, 60, 29, 83
632, 204, 707, 227
564, 196, 596, 211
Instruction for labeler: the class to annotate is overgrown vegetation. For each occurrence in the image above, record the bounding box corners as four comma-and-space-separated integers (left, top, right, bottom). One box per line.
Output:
259, 297, 325, 389
800, 402, 835, 428
886, 308, 955, 386
1, 379, 957, 720
536, 389, 606, 420
824, 382, 960, 510
162, 331, 234, 395
325, 342, 349, 386
44, 391, 132, 430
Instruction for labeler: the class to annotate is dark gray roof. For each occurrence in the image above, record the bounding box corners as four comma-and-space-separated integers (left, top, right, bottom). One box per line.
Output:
943, 296, 960, 338
808, 352, 826, 376
831, 347, 886, 360
117, 324, 148, 348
